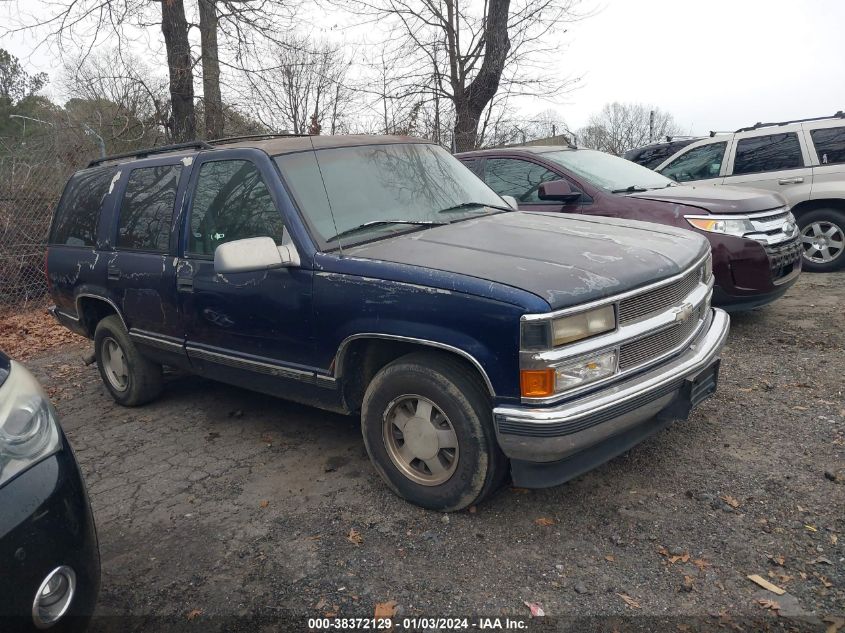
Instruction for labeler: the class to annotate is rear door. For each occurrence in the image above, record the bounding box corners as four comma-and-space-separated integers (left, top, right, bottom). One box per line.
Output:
479, 156, 587, 213
801, 120, 845, 199
722, 131, 813, 206
177, 149, 316, 379
108, 158, 188, 355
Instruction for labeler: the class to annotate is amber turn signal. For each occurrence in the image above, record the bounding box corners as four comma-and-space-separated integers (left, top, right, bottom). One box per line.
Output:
520, 368, 555, 397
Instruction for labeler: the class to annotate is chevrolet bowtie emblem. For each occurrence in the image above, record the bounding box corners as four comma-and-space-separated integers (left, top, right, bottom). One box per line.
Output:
673, 302, 694, 323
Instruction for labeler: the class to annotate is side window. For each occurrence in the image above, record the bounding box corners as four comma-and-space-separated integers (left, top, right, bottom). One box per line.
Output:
810, 127, 845, 165
117, 165, 182, 252
483, 158, 561, 203
50, 166, 116, 246
732, 133, 803, 175
188, 160, 284, 257
659, 142, 727, 182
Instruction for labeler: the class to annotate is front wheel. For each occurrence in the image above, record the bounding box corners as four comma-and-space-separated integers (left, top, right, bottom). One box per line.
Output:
798, 209, 845, 272
361, 352, 507, 511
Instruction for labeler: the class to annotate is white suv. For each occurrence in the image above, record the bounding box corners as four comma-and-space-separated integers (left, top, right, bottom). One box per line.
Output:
654, 113, 845, 272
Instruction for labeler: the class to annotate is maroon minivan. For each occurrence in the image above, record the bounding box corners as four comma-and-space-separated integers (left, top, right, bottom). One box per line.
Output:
457, 146, 802, 310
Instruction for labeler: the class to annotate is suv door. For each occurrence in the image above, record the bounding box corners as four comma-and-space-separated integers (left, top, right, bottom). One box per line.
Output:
480, 157, 586, 212
109, 159, 188, 354
722, 131, 813, 206
177, 149, 316, 382
657, 140, 729, 184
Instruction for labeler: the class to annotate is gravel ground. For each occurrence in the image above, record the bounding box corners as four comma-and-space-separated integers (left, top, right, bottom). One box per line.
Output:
21, 272, 844, 632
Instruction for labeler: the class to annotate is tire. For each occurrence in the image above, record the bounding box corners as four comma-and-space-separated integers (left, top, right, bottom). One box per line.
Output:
93, 315, 162, 406
797, 208, 845, 272
361, 352, 507, 511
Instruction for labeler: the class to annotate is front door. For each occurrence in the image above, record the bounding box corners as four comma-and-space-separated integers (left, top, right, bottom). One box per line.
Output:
480, 157, 585, 213
177, 150, 315, 383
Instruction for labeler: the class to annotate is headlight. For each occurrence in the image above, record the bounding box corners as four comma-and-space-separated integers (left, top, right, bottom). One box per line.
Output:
685, 215, 755, 237
522, 305, 616, 350
0, 362, 61, 487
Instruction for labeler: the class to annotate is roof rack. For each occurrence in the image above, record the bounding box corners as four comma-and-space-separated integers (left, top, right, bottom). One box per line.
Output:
735, 111, 845, 133
86, 133, 310, 168
87, 141, 213, 167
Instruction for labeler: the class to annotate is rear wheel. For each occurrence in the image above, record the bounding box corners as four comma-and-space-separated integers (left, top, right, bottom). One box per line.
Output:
94, 315, 162, 406
798, 209, 845, 272
361, 352, 507, 511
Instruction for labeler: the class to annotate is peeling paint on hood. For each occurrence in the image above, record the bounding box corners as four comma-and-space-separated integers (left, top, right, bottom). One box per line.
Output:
345, 211, 709, 309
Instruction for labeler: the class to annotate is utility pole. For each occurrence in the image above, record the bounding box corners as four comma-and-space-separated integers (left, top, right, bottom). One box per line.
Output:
649, 109, 655, 143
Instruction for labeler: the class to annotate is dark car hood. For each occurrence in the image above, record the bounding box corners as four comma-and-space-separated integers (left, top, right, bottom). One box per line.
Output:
345, 212, 708, 309
628, 184, 785, 214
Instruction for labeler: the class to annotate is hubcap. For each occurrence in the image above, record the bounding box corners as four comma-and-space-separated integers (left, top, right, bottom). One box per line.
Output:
382, 395, 459, 486
801, 221, 844, 264
101, 337, 129, 391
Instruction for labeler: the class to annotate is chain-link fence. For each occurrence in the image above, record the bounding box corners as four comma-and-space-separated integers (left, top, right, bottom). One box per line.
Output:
1, 128, 104, 311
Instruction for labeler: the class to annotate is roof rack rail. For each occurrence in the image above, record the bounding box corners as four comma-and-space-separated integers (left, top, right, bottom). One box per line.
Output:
87, 141, 213, 167
208, 133, 310, 145
735, 111, 845, 133
709, 130, 732, 137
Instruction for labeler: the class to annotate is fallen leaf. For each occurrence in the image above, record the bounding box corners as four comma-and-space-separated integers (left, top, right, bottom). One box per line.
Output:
768, 570, 792, 584
693, 558, 711, 571
534, 517, 555, 526
308, 535, 321, 540
468, 506, 477, 514
817, 574, 833, 588
315, 598, 327, 610
617, 593, 640, 609
510, 487, 530, 494
668, 553, 691, 564
721, 494, 741, 508
347, 528, 363, 545
523, 601, 545, 617
259, 499, 269, 509
830, 534, 838, 545
769, 554, 785, 566
809, 556, 833, 565
186, 609, 202, 621
325, 608, 339, 617
804, 524, 818, 532
605, 555, 615, 562
758, 598, 781, 611
747, 574, 785, 595
374, 600, 397, 618
823, 615, 845, 633
657, 546, 669, 556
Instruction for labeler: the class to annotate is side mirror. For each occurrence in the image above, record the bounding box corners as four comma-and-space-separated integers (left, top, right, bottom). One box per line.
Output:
501, 195, 519, 210
213, 234, 299, 274
539, 179, 582, 203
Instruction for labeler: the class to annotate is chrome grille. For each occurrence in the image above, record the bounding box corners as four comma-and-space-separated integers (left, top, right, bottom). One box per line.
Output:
618, 264, 703, 324
618, 305, 704, 370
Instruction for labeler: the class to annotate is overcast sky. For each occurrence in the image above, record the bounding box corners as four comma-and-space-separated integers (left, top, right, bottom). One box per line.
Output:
3, 0, 844, 135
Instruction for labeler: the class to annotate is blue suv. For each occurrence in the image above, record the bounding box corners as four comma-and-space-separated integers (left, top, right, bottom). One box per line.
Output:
46, 134, 729, 510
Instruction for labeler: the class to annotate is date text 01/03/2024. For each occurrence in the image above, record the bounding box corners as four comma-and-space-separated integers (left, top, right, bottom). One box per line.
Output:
307, 616, 530, 630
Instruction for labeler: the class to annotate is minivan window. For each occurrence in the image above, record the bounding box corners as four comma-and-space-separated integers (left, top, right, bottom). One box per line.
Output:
117, 165, 182, 252
810, 127, 845, 165
732, 133, 803, 175
275, 143, 506, 249
483, 158, 561, 203
188, 160, 284, 257
660, 142, 727, 182
541, 149, 675, 192
50, 166, 116, 247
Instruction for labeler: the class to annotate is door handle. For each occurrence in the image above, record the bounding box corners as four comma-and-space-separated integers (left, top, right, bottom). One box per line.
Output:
177, 277, 194, 293
107, 265, 120, 281
778, 177, 804, 185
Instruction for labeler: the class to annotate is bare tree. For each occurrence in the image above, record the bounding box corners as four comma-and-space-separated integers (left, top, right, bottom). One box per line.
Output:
577, 102, 682, 155
246, 37, 354, 135
199, 0, 224, 139
342, 0, 582, 151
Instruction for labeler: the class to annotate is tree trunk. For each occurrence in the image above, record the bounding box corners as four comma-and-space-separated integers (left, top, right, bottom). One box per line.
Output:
198, 0, 224, 139
160, 0, 196, 142
450, 0, 511, 151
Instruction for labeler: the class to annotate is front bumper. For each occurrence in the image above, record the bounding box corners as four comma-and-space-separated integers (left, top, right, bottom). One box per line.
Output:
0, 434, 100, 632
493, 308, 729, 487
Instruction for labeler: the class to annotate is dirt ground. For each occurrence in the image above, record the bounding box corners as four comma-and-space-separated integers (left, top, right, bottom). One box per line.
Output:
16, 272, 845, 632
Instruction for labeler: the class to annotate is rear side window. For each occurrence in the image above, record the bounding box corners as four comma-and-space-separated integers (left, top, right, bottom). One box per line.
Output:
117, 165, 182, 252
50, 166, 116, 246
660, 142, 727, 182
733, 133, 803, 175
810, 127, 845, 165
187, 160, 284, 257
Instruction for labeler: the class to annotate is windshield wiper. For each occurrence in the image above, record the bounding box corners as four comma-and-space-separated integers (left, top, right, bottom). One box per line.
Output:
326, 220, 446, 243
610, 185, 650, 194
437, 201, 501, 214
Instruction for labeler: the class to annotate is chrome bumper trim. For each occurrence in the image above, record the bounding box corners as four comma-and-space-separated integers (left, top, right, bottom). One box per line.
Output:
493, 308, 730, 462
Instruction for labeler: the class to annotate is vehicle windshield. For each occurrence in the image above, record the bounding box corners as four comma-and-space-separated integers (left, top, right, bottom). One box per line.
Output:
275, 143, 509, 249
541, 149, 677, 193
